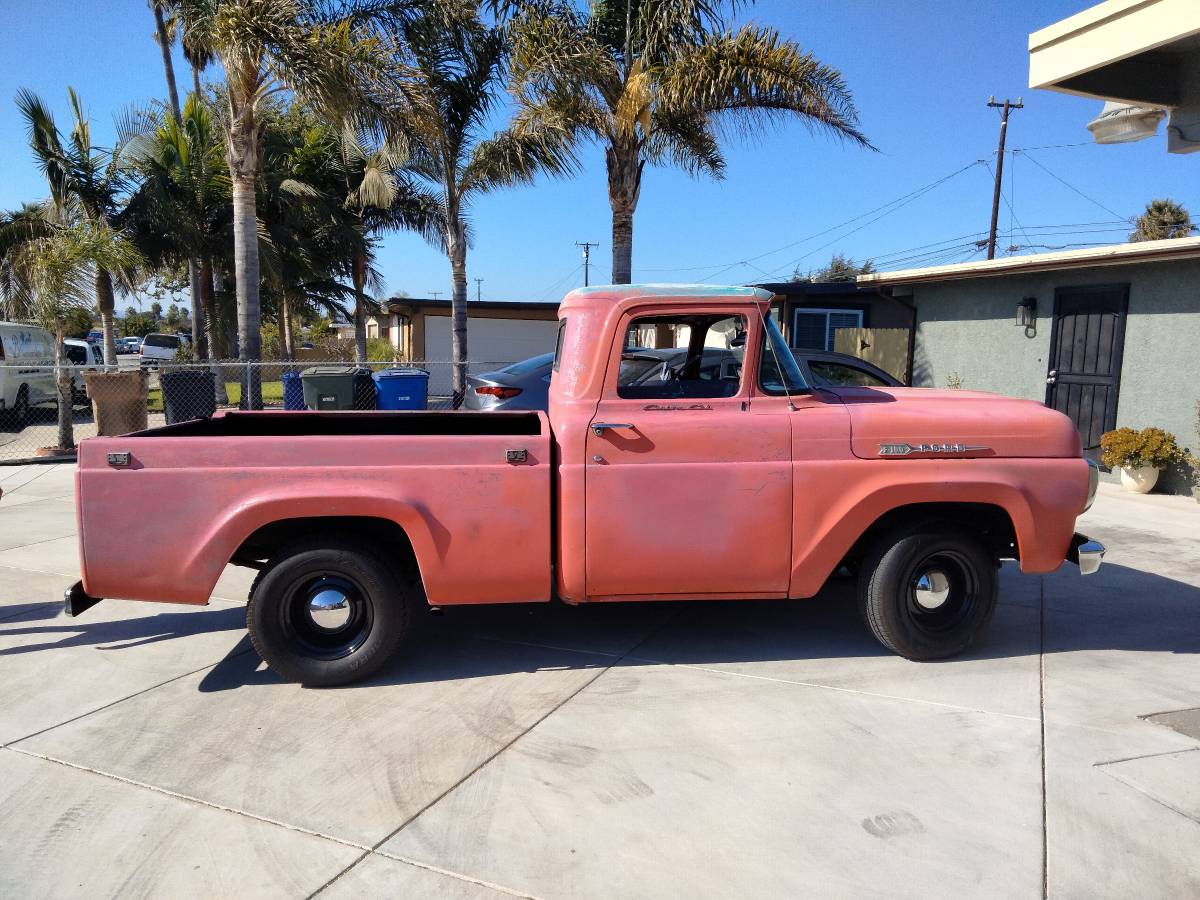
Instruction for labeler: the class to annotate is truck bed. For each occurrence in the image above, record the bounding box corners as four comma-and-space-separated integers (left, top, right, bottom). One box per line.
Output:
76, 410, 553, 607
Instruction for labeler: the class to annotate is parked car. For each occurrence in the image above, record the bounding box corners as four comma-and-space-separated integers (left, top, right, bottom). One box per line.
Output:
795, 350, 903, 388
139, 332, 184, 367
63, 338, 104, 404
68, 285, 1104, 687
0, 321, 55, 426
86, 330, 103, 345
463, 352, 555, 410
474, 348, 902, 413
120, 336, 142, 354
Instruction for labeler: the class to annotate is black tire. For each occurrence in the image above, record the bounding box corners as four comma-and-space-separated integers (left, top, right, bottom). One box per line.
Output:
9, 385, 29, 427
857, 523, 998, 660
247, 537, 412, 686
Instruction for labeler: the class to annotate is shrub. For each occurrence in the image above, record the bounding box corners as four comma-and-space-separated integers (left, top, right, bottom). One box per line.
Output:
1100, 427, 1185, 470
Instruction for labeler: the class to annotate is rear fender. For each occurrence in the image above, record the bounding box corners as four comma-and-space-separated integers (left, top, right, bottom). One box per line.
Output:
186, 495, 441, 605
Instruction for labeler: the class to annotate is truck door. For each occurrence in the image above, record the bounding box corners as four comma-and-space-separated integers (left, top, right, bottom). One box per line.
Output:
584, 307, 792, 598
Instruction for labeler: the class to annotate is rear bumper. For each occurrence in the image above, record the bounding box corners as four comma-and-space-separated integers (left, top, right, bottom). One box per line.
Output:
1066, 532, 1105, 575
63, 581, 103, 617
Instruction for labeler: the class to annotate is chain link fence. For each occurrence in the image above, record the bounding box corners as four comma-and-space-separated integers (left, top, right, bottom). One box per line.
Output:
0, 358, 514, 463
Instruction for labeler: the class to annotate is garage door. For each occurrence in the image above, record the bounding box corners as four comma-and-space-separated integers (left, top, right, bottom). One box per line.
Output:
423, 314, 562, 395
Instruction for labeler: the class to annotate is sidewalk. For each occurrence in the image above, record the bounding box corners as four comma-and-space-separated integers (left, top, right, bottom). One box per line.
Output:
0, 470, 1196, 898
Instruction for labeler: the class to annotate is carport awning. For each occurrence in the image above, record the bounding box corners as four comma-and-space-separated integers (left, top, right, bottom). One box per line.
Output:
1029, 0, 1200, 106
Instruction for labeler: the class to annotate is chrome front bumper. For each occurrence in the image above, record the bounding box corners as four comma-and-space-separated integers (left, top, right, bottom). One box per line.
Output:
1067, 533, 1105, 575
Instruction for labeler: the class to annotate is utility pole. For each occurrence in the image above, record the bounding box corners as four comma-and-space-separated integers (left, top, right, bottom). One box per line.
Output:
429, 290, 442, 300
986, 95, 1023, 260
576, 241, 599, 286
474, 278, 483, 302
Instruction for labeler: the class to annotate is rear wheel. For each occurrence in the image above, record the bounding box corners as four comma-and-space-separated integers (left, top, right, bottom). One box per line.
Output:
7, 385, 29, 427
857, 524, 997, 660
247, 538, 412, 686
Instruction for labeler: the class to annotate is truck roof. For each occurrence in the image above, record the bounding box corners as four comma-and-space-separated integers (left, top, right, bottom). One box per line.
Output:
560, 283, 774, 315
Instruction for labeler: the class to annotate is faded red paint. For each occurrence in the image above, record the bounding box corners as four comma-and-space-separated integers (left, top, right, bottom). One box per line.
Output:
76, 285, 1091, 610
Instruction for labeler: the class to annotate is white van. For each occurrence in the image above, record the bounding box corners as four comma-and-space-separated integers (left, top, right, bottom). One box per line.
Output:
0, 322, 55, 425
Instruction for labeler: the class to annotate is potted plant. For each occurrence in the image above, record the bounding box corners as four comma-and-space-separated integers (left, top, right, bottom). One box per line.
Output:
1099, 427, 1184, 494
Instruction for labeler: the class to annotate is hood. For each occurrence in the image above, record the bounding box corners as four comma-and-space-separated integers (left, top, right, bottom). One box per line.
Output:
824, 387, 1082, 460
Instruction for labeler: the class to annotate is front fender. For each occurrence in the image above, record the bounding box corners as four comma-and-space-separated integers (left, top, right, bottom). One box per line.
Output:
789, 458, 1088, 597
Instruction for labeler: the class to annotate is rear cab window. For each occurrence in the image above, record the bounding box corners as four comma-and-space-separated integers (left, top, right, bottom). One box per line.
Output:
615, 313, 746, 400
143, 334, 180, 349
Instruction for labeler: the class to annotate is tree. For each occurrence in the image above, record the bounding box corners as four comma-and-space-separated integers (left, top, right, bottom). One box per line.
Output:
123, 310, 158, 337
395, 11, 575, 402
798, 252, 875, 283
0, 222, 141, 450
151, 301, 164, 320
123, 93, 231, 358
178, 0, 394, 405
63, 307, 96, 339
15, 88, 140, 366
504, 0, 870, 283
1130, 199, 1195, 242
328, 124, 443, 363
149, 0, 210, 358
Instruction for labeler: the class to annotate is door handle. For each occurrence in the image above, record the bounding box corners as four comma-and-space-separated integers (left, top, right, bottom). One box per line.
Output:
591, 422, 634, 436
1046, 369, 1057, 385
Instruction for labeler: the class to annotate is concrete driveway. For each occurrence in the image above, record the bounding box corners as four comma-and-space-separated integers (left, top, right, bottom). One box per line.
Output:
0, 463, 1197, 899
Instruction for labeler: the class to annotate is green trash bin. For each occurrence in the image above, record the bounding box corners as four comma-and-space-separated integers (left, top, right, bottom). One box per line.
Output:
301, 366, 376, 410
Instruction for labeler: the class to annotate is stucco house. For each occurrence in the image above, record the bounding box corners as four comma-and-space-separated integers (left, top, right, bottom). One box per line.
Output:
858, 238, 1200, 482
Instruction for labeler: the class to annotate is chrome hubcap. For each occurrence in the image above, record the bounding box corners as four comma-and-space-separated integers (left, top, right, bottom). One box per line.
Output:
308, 586, 352, 630
913, 568, 951, 610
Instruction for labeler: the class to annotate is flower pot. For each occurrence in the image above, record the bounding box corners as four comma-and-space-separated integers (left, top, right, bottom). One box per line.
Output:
1118, 464, 1160, 494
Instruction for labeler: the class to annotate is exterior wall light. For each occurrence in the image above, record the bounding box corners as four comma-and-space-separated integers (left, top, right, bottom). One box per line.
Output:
1016, 297, 1037, 337
1016, 298, 1037, 327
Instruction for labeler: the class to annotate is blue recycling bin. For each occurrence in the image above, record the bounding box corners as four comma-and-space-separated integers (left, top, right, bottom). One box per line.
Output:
281, 371, 305, 410
372, 367, 429, 410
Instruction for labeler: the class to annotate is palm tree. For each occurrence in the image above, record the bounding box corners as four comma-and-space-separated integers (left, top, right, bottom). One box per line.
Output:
1130, 199, 1195, 242
123, 94, 231, 361
395, 12, 575, 402
16, 88, 139, 365
1, 222, 141, 450
177, 0, 396, 405
329, 125, 444, 363
150, 0, 215, 359
504, 0, 870, 283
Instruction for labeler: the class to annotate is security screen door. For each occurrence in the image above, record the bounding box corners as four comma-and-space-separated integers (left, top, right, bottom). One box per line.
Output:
1045, 284, 1128, 464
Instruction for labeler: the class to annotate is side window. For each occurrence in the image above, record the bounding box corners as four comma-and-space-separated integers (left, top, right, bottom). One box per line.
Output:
616, 314, 746, 400
808, 361, 890, 388
552, 319, 567, 373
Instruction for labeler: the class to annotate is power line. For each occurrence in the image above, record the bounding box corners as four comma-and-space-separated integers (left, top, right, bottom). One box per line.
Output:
534, 263, 584, 301
1020, 151, 1130, 222
637, 159, 985, 277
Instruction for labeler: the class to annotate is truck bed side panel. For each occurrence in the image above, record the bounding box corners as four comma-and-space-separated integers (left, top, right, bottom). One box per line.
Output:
77, 423, 551, 607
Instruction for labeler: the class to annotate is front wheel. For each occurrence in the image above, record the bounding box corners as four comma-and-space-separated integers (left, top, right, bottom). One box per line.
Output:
857, 524, 998, 660
247, 538, 412, 686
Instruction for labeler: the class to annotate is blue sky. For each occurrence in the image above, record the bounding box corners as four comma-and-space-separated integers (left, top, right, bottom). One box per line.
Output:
0, 0, 1194, 306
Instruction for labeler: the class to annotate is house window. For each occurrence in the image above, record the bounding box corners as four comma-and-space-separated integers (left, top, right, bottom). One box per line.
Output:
792, 307, 863, 351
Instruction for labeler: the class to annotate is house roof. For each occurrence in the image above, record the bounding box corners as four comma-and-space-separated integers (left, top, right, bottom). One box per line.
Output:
753, 281, 885, 299
1028, 0, 1200, 105
385, 297, 560, 313
857, 236, 1200, 287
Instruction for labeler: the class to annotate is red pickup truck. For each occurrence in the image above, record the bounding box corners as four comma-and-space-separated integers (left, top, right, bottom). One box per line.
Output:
67, 285, 1103, 685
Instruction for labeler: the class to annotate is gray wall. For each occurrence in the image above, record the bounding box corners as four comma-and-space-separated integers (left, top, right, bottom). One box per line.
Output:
908, 257, 1200, 456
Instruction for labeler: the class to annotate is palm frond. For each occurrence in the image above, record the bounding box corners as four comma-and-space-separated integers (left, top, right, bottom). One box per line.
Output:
657, 26, 873, 149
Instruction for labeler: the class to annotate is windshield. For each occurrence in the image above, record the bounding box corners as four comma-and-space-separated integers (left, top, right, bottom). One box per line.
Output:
758, 315, 809, 396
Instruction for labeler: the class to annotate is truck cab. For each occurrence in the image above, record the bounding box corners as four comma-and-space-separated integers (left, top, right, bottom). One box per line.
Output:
68, 285, 1103, 686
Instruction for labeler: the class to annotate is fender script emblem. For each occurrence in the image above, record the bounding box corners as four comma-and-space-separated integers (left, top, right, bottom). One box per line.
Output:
878, 442, 990, 456
643, 403, 712, 411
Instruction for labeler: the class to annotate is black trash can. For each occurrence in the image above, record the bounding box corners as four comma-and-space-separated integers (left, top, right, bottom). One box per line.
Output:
160, 369, 217, 424
301, 366, 377, 410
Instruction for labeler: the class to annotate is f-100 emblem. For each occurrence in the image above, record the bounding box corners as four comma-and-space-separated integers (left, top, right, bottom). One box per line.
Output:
878, 442, 989, 456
